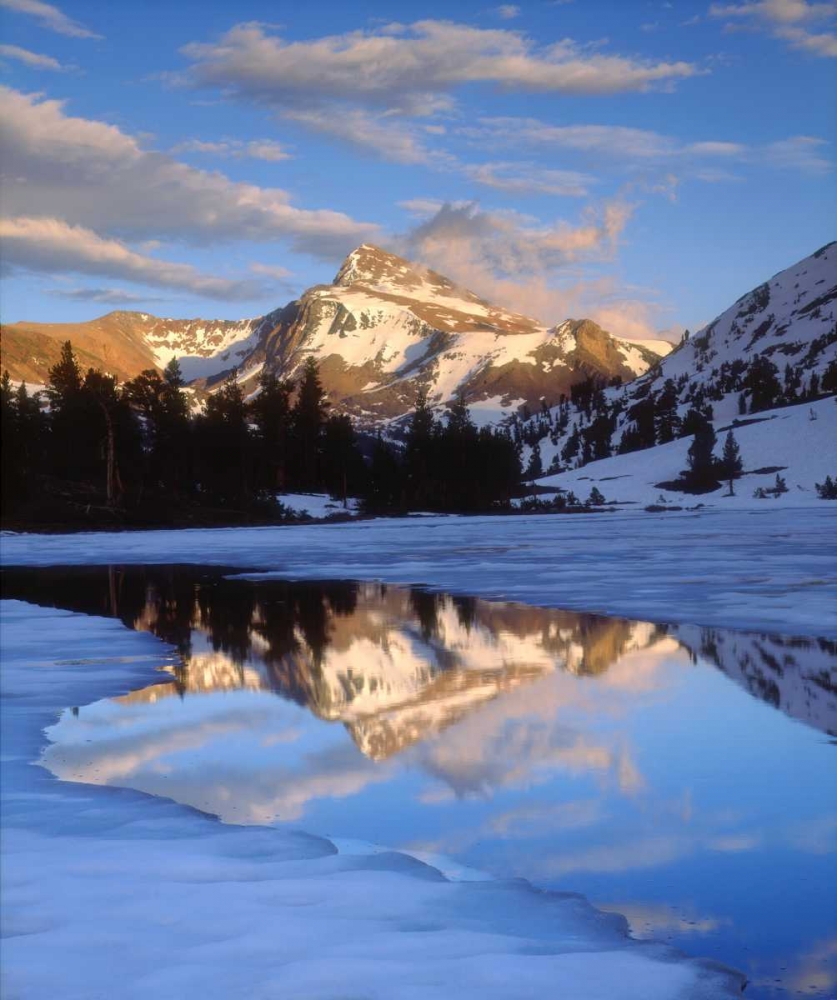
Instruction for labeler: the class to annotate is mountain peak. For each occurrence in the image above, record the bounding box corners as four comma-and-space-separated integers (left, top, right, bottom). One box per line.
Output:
334, 244, 422, 289
333, 243, 471, 301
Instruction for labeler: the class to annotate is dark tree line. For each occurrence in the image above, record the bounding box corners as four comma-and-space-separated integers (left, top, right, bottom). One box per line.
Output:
1, 342, 521, 525
365, 390, 521, 514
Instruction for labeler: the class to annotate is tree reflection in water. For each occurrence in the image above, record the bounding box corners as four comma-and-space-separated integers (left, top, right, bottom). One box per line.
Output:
2, 565, 835, 747
4, 565, 834, 1000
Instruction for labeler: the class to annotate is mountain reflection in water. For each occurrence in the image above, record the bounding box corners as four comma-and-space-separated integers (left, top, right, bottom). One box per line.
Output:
2, 565, 835, 752
2, 565, 836, 999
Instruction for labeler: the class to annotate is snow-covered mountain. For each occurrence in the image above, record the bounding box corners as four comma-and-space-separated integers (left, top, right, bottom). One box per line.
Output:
0, 244, 666, 425
656, 240, 835, 398
235, 245, 664, 426
517, 242, 837, 498
0, 309, 280, 386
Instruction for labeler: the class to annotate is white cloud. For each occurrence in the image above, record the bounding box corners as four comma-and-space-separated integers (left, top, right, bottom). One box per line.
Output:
174, 22, 706, 190
171, 138, 232, 156
711, 0, 834, 24
395, 198, 641, 324
173, 137, 292, 161
244, 139, 292, 162
463, 161, 595, 196
398, 197, 471, 217
395, 197, 676, 339
774, 21, 837, 51
249, 261, 293, 280
495, 4, 521, 18
0, 43, 66, 70
0, 86, 380, 259
281, 107, 450, 165
764, 134, 832, 173
402, 198, 633, 278
48, 286, 167, 304
462, 117, 734, 160
279, 109, 600, 191
181, 20, 701, 111
1, 217, 265, 299
588, 298, 669, 342
709, 0, 837, 57
0, 0, 101, 38
459, 116, 830, 176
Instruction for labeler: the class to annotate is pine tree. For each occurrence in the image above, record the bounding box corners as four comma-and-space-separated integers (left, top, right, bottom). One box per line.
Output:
814, 475, 837, 499
45, 341, 89, 482
525, 441, 543, 480
83, 369, 125, 507
163, 357, 185, 390
321, 413, 361, 505
404, 388, 437, 509
587, 486, 606, 506
439, 395, 479, 510
1, 370, 13, 409
126, 361, 192, 497
685, 415, 718, 488
291, 357, 329, 489
744, 357, 782, 413
1, 371, 19, 511
159, 359, 191, 491
783, 363, 801, 402
46, 340, 82, 406
196, 371, 252, 505
250, 370, 294, 493
654, 379, 680, 444
721, 430, 743, 496
15, 381, 45, 489
364, 434, 402, 512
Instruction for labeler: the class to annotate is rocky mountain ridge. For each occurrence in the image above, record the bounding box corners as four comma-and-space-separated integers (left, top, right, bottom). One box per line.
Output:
0, 244, 667, 425
515, 241, 837, 481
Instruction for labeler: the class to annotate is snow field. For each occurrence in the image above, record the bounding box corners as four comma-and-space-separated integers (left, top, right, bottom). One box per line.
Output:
531, 396, 837, 508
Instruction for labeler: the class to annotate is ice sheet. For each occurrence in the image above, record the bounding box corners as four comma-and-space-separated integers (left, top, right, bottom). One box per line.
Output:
2, 507, 835, 637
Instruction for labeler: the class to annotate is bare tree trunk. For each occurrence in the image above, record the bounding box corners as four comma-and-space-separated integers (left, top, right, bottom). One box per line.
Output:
97, 400, 117, 508
108, 564, 118, 617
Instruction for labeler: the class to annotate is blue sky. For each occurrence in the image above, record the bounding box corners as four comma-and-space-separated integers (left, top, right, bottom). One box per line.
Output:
0, 0, 834, 340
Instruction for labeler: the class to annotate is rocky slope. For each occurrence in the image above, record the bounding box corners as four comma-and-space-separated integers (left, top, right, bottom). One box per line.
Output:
654, 240, 836, 395
0, 245, 665, 423
519, 241, 837, 481
239, 245, 664, 425
0, 310, 276, 386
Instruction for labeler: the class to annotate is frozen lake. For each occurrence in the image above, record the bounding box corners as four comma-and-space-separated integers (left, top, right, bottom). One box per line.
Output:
4, 563, 835, 998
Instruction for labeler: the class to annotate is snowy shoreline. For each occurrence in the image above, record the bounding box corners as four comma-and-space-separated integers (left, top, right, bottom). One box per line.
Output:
0, 599, 746, 999
2, 507, 836, 637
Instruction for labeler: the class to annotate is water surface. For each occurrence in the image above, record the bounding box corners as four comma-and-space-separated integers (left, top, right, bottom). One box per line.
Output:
2, 566, 835, 998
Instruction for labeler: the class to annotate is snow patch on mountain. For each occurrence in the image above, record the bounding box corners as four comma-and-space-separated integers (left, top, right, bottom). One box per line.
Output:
515, 243, 836, 483
665, 241, 836, 383
531, 396, 836, 507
